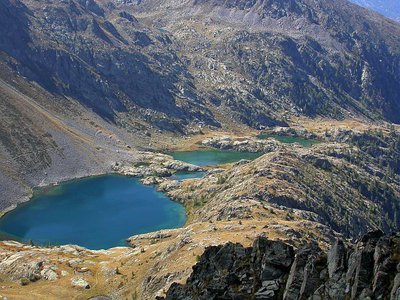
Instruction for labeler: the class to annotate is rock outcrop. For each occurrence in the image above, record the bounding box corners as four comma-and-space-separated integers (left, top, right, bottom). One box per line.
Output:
202, 136, 284, 153
161, 231, 400, 300
113, 151, 203, 180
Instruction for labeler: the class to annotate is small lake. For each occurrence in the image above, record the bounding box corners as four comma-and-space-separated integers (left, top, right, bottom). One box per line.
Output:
257, 134, 320, 147
171, 171, 206, 181
0, 175, 186, 249
171, 149, 262, 166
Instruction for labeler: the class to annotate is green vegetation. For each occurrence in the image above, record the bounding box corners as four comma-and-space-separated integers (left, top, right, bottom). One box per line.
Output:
217, 175, 228, 184
29, 274, 41, 282
20, 278, 30, 286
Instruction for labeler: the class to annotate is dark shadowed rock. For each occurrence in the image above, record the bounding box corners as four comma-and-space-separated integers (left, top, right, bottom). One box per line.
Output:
162, 232, 400, 300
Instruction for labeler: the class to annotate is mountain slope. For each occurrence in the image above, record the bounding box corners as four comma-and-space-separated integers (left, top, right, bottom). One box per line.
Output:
127, 0, 400, 125
0, 56, 142, 210
2, 0, 400, 131
0, 0, 217, 131
1, 0, 400, 208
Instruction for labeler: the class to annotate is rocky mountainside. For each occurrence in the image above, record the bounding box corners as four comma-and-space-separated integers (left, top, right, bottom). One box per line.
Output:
0, 0, 216, 130
0, 58, 140, 210
127, 0, 400, 125
350, 0, 400, 21
1, 0, 400, 208
0, 0, 216, 209
162, 230, 400, 300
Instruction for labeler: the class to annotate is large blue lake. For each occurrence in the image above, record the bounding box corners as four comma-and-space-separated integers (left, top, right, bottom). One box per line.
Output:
0, 175, 186, 249
0, 149, 264, 250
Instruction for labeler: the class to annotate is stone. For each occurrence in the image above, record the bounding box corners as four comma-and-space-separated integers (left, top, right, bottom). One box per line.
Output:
40, 267, 58, 281
255, 287, 275, 299
68, 258, 83, 267
71, 277, 90, 289
327, 239, 347, 278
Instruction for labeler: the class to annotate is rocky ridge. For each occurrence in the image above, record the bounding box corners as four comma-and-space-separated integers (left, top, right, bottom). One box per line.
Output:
0, 215, 336, 299
165, 129, 400, 237
162, 230, 400, 300
201, 136, 285, 153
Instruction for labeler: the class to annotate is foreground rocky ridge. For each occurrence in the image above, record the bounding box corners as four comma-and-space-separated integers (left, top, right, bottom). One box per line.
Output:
162, 230, 400, 300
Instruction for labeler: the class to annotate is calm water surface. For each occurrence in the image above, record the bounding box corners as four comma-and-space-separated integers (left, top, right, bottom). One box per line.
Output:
0, 175, 186, 249
257, 134, 320, 147
171, 171, 206, 181
171, 149, 262, 166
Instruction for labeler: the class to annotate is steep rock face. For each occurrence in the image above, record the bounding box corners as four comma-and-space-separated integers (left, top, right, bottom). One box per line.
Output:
162, 231, 400, 300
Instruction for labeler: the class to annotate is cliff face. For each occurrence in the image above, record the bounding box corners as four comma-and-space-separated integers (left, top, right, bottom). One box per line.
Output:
162, 231, 400, 300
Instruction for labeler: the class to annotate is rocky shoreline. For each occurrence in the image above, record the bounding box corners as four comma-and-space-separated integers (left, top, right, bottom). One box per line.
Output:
0, 151, 202, 218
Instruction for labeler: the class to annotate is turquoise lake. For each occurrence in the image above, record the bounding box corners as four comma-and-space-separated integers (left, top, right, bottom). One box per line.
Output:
0, 149, 263, 249
171, 149, 262, 166
257, 134, 320, 147
0, 175, 186, 250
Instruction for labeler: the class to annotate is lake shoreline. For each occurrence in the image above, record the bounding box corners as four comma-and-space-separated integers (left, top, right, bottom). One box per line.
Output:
0, 134, 316, 249
0, 174, 187, 250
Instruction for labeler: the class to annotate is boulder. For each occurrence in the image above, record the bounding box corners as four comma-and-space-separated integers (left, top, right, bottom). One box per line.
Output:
71, 277, 90, 289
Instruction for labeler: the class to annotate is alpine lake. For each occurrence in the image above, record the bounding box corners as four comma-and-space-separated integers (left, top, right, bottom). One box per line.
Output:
0, 134, 317, 249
